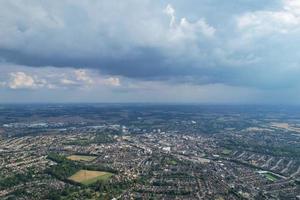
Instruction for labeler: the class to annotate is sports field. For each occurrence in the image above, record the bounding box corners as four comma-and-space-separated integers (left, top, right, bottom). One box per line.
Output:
264, 173, 279, 181
222, 149, 232, 155
68, 170, 113, 185
67, 155, 97, 162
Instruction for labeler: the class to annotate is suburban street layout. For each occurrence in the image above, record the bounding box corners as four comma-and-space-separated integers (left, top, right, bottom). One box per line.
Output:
0, 105, 299, 199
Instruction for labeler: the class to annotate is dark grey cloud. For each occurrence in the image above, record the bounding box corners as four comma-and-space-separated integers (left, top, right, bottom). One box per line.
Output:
1, 0, 300, 90
0, 46, 238, 85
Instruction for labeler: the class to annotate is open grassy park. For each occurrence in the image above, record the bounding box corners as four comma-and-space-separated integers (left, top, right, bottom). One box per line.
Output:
263, 173, 279, 182
222, 149, 232, 155
67, 155, 97, 162
68, 170, 113, 185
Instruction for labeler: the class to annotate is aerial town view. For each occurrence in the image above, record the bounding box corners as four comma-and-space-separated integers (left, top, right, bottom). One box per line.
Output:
0, 104, 299, 199
1, 0, 300, 199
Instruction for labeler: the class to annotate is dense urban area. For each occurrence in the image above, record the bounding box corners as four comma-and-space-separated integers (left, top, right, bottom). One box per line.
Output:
0, 104, 299, 200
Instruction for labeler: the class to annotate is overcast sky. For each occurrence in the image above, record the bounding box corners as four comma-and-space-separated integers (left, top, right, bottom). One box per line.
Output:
1, 0, 300, 104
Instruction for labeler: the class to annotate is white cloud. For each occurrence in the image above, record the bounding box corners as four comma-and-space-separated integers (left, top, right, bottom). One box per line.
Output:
164, 4, 215, 41
284, 0, 300, 15
179, 17, 215, 38
60, 78, 78, 86
104, 77, 121, 87
58, 69, 94, 88
74, 69, 93, 84
164, 4, 176, 27
237, 0, 300, 36
8, 72, 46, 89
0, 64, 122, 90
0, 1, 215, 60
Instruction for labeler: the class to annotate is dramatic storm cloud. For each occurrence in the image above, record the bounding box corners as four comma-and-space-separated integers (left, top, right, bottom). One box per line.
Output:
0, 0, 300, 103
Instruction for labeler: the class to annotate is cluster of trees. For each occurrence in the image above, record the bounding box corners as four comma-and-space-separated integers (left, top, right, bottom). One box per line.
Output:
45, 173, 133, 200
135, 188, 192, 196
93, 132, 116, 144
63, 139, 90, 146
221, 138, 300, 158
93, 179, 134, 199
63, 132, 116, 146
46, 153, 117, 182
45, 153, 122, 199
46, 153, 81, 181
0, 171, 34, 189
46, 186, 93, 200
152, 181, 177, 186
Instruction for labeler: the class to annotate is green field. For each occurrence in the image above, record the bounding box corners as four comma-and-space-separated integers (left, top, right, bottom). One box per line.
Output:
263, 173, 279, 182
67, 155, 97, 162
166, 159, 177, 165
68, 170, 113, 185
222, 149, 232, 155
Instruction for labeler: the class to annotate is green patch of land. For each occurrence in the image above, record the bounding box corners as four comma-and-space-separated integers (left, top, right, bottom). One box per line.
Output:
67, 155, 97, 162
222, 149, 232, 155
68, 170, 113, 185
264, 173, 279, 182
166, 159, 177, 165
46, 153, 117, 183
